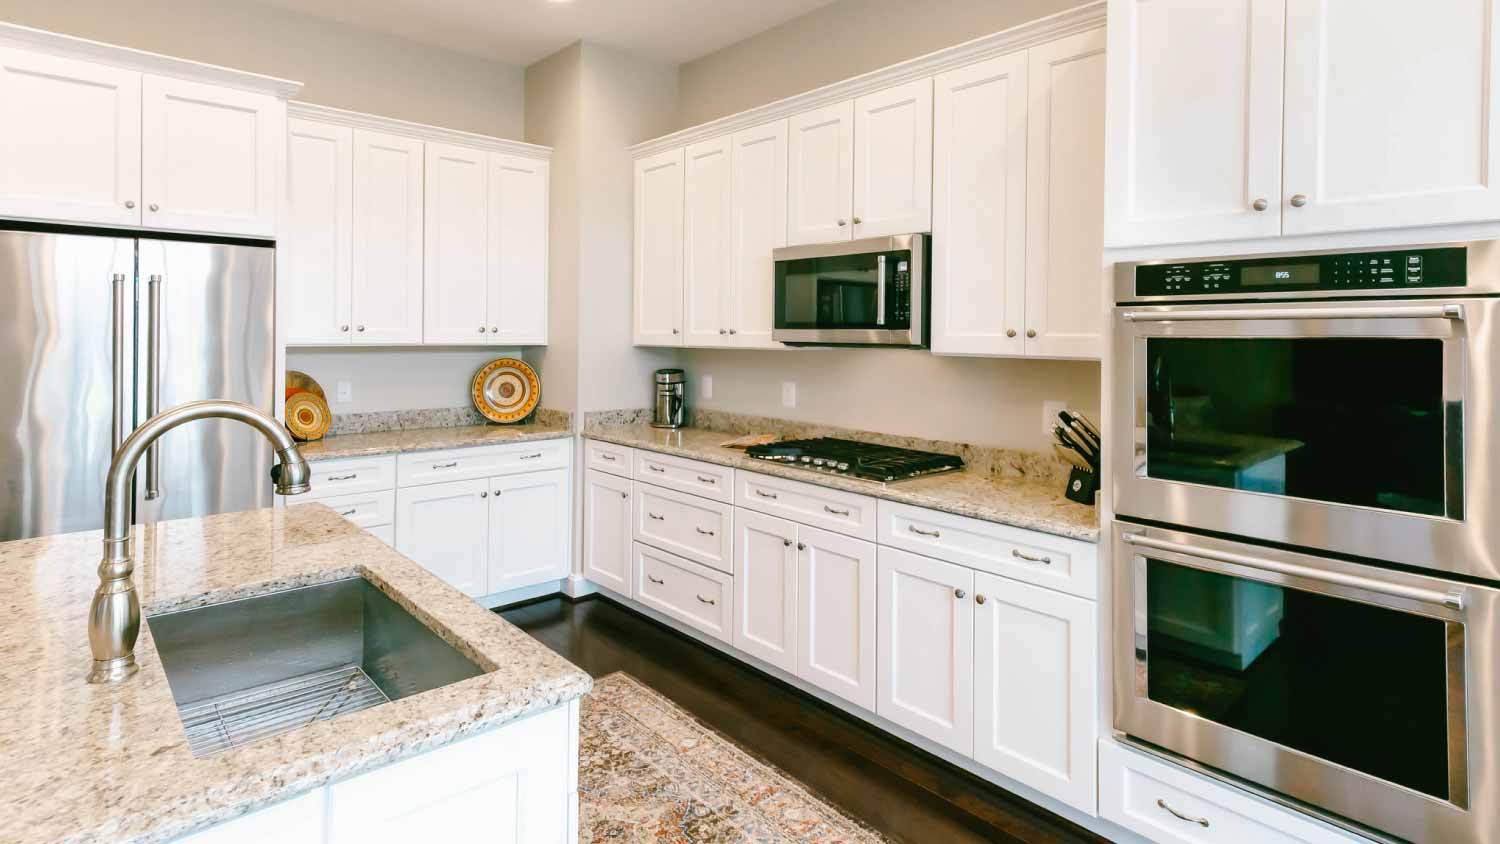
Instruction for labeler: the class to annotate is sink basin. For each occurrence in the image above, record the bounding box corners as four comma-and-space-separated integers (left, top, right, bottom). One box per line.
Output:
146, 577, 483, 756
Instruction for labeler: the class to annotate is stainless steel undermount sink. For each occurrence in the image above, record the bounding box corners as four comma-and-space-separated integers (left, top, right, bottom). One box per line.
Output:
146, 577, 483, 756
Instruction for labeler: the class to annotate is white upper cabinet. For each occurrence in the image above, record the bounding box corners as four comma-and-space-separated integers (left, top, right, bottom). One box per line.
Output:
141, 75, 283, 237
787, 100, 855, 245
931, 51, 1028, 357
488, 154, 549, 345
852, 79, 933, 238
424, 143, 490, 344
0, 48, 142, 227
683, 136, 734, 346
487, 468, 569, 594
729, 119, 788, 348
633, 147, 685, 345
351, 130, 424, 344
1105, 0, 1286, 247
1280, 0, 1500, 235
1024, 29, 1106, 359
283, 119, 352, 345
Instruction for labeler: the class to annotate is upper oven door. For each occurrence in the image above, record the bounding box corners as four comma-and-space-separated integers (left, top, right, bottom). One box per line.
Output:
1112, 296, 1500, 579
773, 234, 926, 346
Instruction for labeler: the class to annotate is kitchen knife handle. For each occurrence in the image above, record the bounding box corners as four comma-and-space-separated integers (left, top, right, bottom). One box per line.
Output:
144, 274, 163, 501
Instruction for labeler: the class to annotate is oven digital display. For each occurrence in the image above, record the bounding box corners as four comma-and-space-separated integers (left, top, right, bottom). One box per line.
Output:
1242, 264, 1320, 286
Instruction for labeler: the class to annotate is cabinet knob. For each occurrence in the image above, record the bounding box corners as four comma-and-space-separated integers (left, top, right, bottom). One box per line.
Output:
480, 491, 488, 498
728, 328, 737, 335
954, 588, 966, 599
719, 328, 727, 334
1026, 329, 1036, 338
672, 328, 680, 335
1290, 193, 1308, 208
357, 325, 365, 332
478, 326, 487, 333
797, 542, 806, 551
1006, 329, 1017, 338
976, 594, 987, 605
340, 325, 350, 332
783, 538, 792, 547
1251, 197, 1268, 211
148, 203, 160, 212
852, 216, 862, 225
837, 219, 848, 227
491, 326, 497, 333
124, 200, 136, 209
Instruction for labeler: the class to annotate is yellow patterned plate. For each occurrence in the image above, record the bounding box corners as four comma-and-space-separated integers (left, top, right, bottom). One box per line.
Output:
471, 358, 540, 424
285, 391, 332, 441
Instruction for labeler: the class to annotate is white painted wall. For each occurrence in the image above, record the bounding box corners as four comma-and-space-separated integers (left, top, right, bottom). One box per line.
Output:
286, 348, 520, 414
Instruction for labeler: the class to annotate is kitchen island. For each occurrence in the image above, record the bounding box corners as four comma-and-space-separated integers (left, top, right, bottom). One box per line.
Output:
0, 504, 591, 844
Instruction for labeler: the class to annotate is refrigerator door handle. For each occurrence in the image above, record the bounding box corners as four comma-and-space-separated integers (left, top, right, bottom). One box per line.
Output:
144, 274, 162, 501
111, 274, 128, 452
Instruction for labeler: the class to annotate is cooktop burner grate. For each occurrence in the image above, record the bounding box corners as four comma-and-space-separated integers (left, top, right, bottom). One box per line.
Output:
744, 437, 964, 483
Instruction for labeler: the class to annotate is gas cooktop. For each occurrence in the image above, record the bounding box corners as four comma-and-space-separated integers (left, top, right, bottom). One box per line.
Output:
743, 437, 965, 483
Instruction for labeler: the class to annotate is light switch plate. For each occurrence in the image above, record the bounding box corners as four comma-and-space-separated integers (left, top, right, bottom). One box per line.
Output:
701, 375, 713, 400
781, 381, 797, 408
337, 380, 353, 404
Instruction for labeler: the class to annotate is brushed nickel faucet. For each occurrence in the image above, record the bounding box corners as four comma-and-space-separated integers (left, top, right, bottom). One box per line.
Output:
86, 400, 311, 684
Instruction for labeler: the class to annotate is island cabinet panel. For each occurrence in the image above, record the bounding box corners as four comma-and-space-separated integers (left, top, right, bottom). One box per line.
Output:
171, 789, 325, 844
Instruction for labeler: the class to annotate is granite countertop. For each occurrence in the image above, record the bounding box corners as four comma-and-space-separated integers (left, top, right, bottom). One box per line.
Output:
0, 505, 591, 844
585, 424, 1099, 543
298, 420, 572, 462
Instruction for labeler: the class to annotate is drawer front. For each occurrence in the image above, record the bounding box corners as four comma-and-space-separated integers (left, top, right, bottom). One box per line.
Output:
877, 501, 1097, 599
397, 439, 569, 487
585, 439, 634, 478
634, 542, 733, 643
319, 489, 395, 528
1099, 742, 1365, 844
634, 449, 734, 503
633, 482, 734, 574
306, 455, 396, 500
737, 471, 877, 541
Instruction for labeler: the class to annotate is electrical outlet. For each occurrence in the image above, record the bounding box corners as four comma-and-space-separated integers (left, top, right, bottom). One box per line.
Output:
781, 381, 797, 408
336, 380, 353, 404
701, 375, 713, 400
1043, 400, 1067, 437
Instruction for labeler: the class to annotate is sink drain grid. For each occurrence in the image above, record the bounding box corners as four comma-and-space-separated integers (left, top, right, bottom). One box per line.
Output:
177, 664, 390, 756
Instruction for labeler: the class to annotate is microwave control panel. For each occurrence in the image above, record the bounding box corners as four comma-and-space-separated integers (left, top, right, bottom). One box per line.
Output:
892, 260, 911, 323
1135, 246, 1468, 297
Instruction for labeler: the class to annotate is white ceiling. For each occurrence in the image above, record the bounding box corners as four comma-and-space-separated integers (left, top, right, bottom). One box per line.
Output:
255, 0, 838, 67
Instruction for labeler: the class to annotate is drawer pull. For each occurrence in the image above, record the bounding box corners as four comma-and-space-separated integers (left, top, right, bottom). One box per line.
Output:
338, 508, 357, 517
648, 575, 665, 585
1012, 549, 1053, 566
648, 512, 666, 521
695, 527, 715, 536
823, 505, 850, 516
909, 526, 941, 538
648, 465, 666, 473
696, 594, 716, 606
600, 453, 617, 461
520, 452, 543, 460
327, 473, 358, 481
432, 461, 458, 470
696, 475, 716, 484
755, 489, 779, 500
1156, 799, 1210, 828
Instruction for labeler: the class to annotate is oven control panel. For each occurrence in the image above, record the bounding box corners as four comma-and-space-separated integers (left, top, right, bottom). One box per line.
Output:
1135, 247, 1467, 297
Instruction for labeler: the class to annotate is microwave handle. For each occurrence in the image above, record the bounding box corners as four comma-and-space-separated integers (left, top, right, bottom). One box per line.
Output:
876, 255, 886, 326
1122, 532, 1465, 610
1122, 304, 1465, 322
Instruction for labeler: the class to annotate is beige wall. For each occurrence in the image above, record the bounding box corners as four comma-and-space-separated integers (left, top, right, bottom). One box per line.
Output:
286, 347, 520, 413
0, 0, 525, 137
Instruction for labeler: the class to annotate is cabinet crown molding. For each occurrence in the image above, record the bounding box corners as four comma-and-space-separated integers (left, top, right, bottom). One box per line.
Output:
289, 101, 552, 160
0, 22, 303, 98
629, 0, 1104, 159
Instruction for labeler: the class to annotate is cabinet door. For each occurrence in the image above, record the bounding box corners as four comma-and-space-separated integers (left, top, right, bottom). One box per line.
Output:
1024, 28, 1107, 360
787, 100, 855, 245
424, 142, 489, 343
733, 508, 798, 674
1281, 0, 1500, 234
284, 119, 352, 345
931, 51, 1028, 357
583, 470, 633, 596
174, 788, 325, 844
729, 119, 788, 348
973, 572, 1097, 813
0, 48, 141, 227
1104, 0, 1285, 247
352, 130, 424, 344
797, 525, 877, 710
488, 468, 569, 594
853, 79, 933, 238
141, 75, 281, 237
633, 148, 685, 345
683, 136, 734, 346
395, 478, 489, 597
488, 154, 549, 345
876, 546, 974, 754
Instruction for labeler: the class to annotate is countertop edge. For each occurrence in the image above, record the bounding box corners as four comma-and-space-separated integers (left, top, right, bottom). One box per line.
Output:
300, 426, 574, 462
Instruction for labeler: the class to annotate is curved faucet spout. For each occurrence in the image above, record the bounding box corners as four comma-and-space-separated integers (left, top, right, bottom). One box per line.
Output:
87, 400, 310, 684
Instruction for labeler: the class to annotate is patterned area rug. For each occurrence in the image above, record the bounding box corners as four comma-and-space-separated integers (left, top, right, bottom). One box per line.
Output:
580, 672, 892, 843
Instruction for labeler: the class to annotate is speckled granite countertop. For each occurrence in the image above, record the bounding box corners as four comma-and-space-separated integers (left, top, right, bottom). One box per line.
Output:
586, 424, 1099, 543
298, 421, 571, 462
0, 505, 591, 844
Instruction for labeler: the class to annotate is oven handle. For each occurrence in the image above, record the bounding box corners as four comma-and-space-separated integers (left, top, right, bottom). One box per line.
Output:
1122, 532, 1465, 610
1122, 304, 1465, 322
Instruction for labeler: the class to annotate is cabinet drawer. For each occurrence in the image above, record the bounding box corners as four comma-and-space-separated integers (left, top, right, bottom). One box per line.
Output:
397, 439, 569, 487
737, 471, 877, 541
633, 482, 733, 574
1099, 741, 1366, 844
585, 439, 634, 478
877, 501, 1096, 599
318, 489, 394, 529
634, 542, 733, 643
634, 449, 733, 502
306, 455, 397, 500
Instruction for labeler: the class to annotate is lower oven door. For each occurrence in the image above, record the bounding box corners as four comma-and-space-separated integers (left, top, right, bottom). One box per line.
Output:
1112, 522, 1499, 844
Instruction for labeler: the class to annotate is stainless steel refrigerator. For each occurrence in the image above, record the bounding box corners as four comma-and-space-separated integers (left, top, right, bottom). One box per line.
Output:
0, 228, 275, 541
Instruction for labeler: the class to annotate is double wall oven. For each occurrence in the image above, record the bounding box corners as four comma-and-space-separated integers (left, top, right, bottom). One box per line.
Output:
1111, 242, 1500, 844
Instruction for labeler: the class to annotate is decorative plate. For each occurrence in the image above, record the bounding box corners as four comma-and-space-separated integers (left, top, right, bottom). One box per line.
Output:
286, 391, 332, 441
285, 370, 326, 401
471, 358, 540, 424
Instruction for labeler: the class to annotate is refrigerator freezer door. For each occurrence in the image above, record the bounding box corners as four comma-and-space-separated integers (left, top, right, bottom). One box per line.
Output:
134, 238, 275, 524
0, 230, 135, 540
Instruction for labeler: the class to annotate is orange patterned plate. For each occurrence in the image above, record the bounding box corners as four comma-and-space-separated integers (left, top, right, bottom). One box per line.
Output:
286, 391, 332, 441
471, 358, 540, 424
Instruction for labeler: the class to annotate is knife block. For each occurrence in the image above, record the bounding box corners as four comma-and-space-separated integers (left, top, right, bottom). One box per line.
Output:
1064, 465, 1098, 506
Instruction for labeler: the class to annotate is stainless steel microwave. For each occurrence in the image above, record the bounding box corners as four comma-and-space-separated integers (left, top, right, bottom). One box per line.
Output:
772, 233, 929, 347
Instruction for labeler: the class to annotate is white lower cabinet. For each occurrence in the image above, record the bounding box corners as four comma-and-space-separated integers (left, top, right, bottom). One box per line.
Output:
395, 478, 491, 597
487, 468, 569, 594
797, 525, 878, 711
634, 541, 734, 643
633, 482, 734, 574
973, 572, 1096, 813
583, 470, 633, 596
733, 508, 800, 674
876, 546, 974, 755
172, 790, 325, 844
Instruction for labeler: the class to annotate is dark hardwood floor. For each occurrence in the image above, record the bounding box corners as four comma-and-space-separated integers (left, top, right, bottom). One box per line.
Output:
499, 595, 1110, 844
